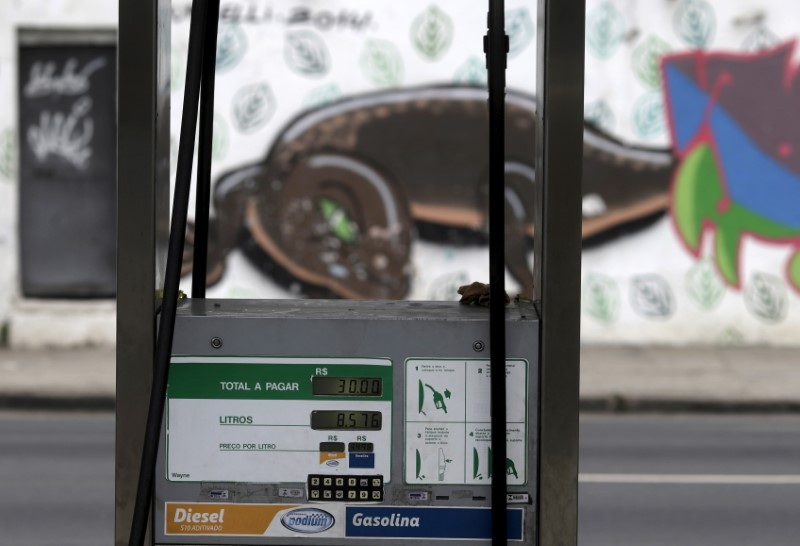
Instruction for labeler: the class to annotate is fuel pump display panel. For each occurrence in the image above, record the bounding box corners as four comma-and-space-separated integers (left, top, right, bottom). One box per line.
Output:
155, 299, 539, 545
166, 357, 392, 484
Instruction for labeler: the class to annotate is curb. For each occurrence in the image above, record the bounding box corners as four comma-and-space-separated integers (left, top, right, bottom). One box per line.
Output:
580, 396, 800, 414
0, 393, 115, 412
1, 393, 799, 414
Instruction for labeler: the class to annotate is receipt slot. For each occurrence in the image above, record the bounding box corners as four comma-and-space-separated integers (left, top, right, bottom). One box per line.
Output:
116, 0, 583, 544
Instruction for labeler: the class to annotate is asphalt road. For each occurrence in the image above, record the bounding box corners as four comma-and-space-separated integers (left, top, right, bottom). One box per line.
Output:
1, 412, 800, 545
0, 411, 114, 546
579, 414, 800, 546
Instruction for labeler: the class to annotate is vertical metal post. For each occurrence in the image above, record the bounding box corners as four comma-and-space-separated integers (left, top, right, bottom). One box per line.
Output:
116, 0, 170, 544
485, 1, 508, 544
534, 0, 585, 544
192, 0, 221, 299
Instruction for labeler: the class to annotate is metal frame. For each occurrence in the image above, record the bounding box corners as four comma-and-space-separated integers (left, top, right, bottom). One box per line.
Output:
116, 0, 170, 544
534, 0, 585, 544
116, 0, 584, 543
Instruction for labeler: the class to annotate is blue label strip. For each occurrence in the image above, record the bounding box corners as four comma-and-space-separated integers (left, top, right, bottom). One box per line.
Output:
345, 506, 524, 540
348, 453, 375, 468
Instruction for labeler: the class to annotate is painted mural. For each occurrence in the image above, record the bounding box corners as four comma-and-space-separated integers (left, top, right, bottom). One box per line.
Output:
580, 0, 800, 344
166, 0, 800, 345
183, 85, 674, 300
662, 42, 800, 293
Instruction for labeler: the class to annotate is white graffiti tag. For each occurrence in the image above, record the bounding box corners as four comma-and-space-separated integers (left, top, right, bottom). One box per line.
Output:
27, 97, 94, 169
23, 57, 107, 98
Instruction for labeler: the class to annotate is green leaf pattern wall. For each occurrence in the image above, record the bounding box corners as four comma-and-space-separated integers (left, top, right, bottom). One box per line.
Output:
165, 0, 800, 345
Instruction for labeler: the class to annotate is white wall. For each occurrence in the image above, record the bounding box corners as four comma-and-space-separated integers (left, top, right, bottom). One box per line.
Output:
1, 0, 797, 347
0, 0, 117, 346
168, 0, 800, 345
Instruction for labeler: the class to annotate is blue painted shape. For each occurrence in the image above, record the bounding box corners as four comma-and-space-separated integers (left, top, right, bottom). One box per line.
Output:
710, 107, 800, 229
345, 506, 524, 540
348, 453, 375, 468
664, 61, 800, 228
664, 64, 709, 153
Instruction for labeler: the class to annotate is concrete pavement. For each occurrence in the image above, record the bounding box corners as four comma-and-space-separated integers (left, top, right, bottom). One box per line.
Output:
0, 347, 115, 410
0, 345, 797, 411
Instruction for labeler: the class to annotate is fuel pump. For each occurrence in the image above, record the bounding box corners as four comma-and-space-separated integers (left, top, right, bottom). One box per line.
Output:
116, 0, 584, 544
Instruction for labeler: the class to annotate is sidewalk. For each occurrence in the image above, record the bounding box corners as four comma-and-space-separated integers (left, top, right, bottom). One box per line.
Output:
0, 345, 797, 412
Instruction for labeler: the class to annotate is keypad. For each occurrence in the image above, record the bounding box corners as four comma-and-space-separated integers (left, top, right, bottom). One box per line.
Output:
307, 474, 384, 503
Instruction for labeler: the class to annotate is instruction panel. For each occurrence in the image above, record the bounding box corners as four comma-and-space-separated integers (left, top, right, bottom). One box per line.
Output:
166, 357, 392, 483
404, 359, 528, 485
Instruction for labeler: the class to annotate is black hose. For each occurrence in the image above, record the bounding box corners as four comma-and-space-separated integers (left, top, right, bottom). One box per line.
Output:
192, 0, 221, 298
486, 0, 508, 544
127, 0, 209, 543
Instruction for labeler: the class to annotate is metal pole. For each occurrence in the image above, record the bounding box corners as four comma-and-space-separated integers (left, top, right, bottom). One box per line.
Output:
534, 0, 585, 543
116, 0, 170, 543
127, 0, 209, 543
486, 0, 508, 544
192, 0, 221, 299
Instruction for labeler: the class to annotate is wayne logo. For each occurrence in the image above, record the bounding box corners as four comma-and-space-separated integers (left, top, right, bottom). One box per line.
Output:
281, 507, 335, 534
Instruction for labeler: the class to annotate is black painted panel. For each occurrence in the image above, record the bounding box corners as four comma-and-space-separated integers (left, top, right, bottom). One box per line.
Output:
19, 44, 116, 297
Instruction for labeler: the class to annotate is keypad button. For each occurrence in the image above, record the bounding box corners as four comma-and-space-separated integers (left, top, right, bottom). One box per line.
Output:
372, 478, 381, 487
310, 490, 320, 499
359, 478, 369, 487
335, 490, 344, 499
335, 477, 344, 486
310, 477, 320, 486
372, 490, 381, 500
348, 478, 357, 487
323, 477, 332, 486
348, 490, 357, 499
359, 490, 369, 499
323, 490, 332, 499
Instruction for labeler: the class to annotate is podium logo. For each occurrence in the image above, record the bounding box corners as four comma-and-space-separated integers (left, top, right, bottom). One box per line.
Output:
281, 508, 335, 534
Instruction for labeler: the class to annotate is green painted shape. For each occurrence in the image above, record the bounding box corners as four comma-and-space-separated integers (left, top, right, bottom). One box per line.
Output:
318, 197, 358, 243
0, 129, 15, 180
285, 30, 330, 77
410, 5, 453, 61
745, 273, 788, 323
418, 379, 424, 413
632, 35, 671, 89
673, 145, 720, 251
360, 39, 404, 87
789, 251, 800, 292
473, 447, 480, 479
685, 259, 725, 310
713, 222, 741, 286
416, 449, 423, 479
582, 273, 620, 323
586, 1, 626, 60
674, 0, 716, 49
674, 144, 800, 288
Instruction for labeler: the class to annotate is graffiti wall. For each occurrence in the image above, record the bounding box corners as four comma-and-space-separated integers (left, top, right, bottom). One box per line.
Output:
581, 0, 800, 344
170, 0, 800, 345
0, 1, 117, 344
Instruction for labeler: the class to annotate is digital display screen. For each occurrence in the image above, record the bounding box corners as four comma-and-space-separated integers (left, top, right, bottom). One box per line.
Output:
312, 377, 382, 396
310, 411, 382, 430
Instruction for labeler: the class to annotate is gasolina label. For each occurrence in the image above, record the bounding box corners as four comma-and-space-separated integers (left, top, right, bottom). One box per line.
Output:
166, 356, 392, 483
345, 506, 524, 540
404, 359, 528, 485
